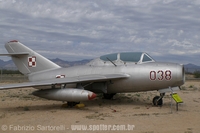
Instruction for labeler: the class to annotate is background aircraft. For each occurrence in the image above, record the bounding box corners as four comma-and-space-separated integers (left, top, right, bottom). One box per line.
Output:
0, 40, 185, 106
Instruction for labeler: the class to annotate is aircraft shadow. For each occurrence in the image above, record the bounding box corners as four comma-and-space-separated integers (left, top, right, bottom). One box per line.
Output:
0, 94, 156, 112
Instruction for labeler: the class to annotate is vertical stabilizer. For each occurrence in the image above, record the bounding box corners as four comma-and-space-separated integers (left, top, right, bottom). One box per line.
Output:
4, 40, 61, 75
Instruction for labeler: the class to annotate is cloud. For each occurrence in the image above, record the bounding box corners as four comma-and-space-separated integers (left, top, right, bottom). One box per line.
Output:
0, 0, 200, 65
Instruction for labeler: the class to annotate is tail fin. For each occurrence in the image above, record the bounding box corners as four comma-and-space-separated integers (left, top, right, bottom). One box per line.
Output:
4, 40, 61, 75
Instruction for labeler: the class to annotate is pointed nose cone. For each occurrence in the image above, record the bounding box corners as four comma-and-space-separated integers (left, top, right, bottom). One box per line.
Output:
88, 92, 97, 100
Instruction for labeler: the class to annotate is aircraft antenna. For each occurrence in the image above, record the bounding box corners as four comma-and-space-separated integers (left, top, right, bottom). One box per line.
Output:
106, 57, 117, 67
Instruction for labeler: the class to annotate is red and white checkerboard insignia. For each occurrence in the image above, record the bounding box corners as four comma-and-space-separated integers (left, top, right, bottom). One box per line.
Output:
56, 75, 65, 78
28, 56, 36, 67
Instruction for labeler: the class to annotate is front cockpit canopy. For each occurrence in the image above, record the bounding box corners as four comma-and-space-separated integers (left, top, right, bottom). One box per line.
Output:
100, 52, 154, 63
87, 52, 155, 66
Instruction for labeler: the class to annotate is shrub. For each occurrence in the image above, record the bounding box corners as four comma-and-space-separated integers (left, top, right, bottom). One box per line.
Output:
1, 69, 22, 74
194, 71, 200, 78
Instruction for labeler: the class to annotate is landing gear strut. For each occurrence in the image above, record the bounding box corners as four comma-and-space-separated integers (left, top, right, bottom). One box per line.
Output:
153, 93, 165, 106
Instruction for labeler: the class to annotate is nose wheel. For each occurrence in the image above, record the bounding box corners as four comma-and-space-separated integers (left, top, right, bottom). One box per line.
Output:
153, 93, 165, 106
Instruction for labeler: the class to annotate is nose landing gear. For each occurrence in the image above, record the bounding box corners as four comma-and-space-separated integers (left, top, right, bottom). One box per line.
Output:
153, 93, 165, 106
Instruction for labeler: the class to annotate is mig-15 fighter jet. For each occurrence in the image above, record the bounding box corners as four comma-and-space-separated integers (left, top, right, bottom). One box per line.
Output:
0, 40, 185, 106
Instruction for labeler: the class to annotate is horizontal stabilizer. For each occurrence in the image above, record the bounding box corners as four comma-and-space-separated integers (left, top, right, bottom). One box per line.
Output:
0, 52, 29, 57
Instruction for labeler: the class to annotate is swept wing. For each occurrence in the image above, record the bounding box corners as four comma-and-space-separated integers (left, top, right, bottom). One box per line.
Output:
0, 74, 129, 90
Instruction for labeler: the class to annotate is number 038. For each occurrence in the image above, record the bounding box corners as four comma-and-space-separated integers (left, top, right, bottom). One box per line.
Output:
150, 70, 172, 81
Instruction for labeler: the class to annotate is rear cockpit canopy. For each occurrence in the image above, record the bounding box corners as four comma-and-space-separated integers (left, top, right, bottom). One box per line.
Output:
87, 52, 155, 66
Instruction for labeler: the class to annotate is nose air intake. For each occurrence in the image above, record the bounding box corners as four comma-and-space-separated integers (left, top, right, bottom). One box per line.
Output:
176, 64, 185, 86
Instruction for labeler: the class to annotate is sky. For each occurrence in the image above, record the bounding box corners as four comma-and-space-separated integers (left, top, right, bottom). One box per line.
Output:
0, 0, 200, 65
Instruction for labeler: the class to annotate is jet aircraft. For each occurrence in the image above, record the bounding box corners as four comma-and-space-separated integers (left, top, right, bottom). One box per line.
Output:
0, 40, 185, 106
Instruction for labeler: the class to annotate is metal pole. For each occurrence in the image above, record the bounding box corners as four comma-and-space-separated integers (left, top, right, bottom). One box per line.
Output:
171, 91, 172, 113
170, 86, 173, 114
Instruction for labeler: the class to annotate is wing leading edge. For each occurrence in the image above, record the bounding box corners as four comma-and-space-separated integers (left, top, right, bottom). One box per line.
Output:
0, 74, 129, 90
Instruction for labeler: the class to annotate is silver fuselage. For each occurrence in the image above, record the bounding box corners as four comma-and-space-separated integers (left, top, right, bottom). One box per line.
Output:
28, 62, 185, 93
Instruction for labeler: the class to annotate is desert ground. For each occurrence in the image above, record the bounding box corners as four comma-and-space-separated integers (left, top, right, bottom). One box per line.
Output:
0, 78, 200, 133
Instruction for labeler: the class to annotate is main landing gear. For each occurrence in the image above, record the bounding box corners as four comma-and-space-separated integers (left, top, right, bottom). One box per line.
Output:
152, 93, 165, 106
67, 102, 80, 107
103, 93, 116, 99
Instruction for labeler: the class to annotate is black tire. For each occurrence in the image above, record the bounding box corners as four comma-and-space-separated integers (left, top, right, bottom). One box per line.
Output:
153, 96, 163, 106
67, 102, 80, 107
103, 93, 116, 99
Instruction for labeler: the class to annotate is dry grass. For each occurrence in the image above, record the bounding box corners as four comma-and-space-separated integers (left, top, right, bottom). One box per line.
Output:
0, 77, 200, 133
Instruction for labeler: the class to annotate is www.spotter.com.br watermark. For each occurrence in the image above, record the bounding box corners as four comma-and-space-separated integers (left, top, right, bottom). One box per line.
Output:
1, 124, 135, 131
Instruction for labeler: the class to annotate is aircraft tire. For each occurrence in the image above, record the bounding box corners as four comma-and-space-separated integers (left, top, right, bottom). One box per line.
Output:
153, 96, 163, 106
67, 102, 80, 107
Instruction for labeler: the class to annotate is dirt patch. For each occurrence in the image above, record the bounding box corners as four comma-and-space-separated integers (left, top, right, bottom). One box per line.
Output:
0, 81, 200, 133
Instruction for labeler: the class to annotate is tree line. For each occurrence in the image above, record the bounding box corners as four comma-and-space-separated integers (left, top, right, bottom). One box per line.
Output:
1, 69, 22, 74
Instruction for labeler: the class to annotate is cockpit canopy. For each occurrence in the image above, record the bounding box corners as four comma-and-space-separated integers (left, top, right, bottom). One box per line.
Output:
87, 52, 155, 66
100, 52, 154, 63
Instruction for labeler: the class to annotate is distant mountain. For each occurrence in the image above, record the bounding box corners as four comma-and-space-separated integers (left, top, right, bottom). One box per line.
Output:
0, 59, 16, 69
184, 63, 200, 73
0, 58, 92, 69
0, 59, 200, 73
50, 58, 92, 67
184, 63, 200, 68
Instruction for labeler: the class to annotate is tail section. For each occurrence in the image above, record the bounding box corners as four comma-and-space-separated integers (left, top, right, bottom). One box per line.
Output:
4, 40, 61, 75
